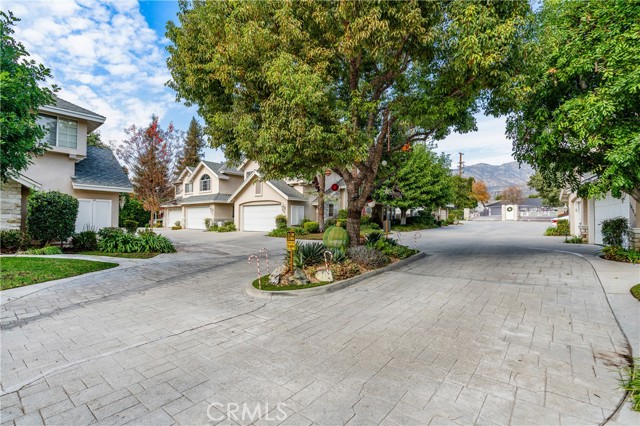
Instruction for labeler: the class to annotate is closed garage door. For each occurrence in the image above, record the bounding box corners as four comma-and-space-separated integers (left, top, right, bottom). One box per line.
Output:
243, 204, 281, 232
76, 199, 112, 232
166, 208, 182, 228
186, 206, 211, 229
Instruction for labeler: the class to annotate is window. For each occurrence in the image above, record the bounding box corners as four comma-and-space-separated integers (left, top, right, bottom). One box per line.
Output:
185, 183, 193, 193
291, 205, 305, 226
328, 203, 334, 217
200, 174, 211, 191
255, 180, 263, 196
36, 114, 78, 148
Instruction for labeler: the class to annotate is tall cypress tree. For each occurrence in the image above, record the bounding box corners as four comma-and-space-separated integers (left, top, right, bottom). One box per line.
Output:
175, 117, 204, 176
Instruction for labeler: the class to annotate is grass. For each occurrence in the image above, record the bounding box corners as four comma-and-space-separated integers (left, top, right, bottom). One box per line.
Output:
77, 251, 159, 259
0, 257, 118, 291
631, 284, 640, 302
296, 228, 387, 241
392, 224, 438, 232
252, 275, 330, 291
622, 358, 640, 411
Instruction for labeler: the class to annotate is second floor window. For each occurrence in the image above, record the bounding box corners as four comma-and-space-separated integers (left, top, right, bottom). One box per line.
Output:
37, 114, 78, 149
200, 174, 211, 191
255, 180, 262, 196
185, 183, 193, 193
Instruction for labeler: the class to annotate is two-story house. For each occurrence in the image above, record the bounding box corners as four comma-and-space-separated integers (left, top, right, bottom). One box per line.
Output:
0, 96, 133, 232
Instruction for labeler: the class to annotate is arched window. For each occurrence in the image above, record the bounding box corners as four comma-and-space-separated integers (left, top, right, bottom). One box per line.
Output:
200, 174, 211, 191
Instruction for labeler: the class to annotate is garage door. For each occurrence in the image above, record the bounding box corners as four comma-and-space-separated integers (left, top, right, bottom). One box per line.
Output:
186, 206, 211, 229
166, 208, 182, 228
243, 204, 281, 232
76, 199, 112, 232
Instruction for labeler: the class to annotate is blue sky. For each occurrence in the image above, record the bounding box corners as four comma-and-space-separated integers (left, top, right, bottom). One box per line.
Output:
7, 0, 515, 166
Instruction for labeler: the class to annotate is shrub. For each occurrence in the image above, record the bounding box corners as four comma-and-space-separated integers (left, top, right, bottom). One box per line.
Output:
0, 230, 24, 251
331, 260, 361, 280
362, 222, 381, 230
360, 215, 371, 226
292, 242, 326, 268
216, 222, 237, 232
337, 209, 348, 220
365, 231, 385, 246
267, 227, 307, 237
327, 247, 347, 263
72, 230, 98, 251
136, 230, 177, 253
449, 209, 463, 222
123, 220, 138, 234
204, 218, 212, 229
347, 246, 389, 269
27, 191, 79, 245
323, 226, 349, 249
325, 218, 337, 227
23, 246, 63, 255
602, 246, 640, 264
544, 220, 570, 236
601, 217, 630, 247
119, 194, 148, 227
275, 214, 288, 229
564, 236, 583, 244
303, 221, 319, 233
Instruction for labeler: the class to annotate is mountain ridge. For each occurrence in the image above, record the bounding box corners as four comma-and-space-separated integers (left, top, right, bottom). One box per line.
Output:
461, 161, 534, 195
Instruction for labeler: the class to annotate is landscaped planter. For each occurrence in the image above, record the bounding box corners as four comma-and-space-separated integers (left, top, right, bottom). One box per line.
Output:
245, 252, 426, 298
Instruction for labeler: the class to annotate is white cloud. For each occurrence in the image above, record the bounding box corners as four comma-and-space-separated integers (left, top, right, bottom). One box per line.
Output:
437, 115, 515, 166
4, 0, 181, 147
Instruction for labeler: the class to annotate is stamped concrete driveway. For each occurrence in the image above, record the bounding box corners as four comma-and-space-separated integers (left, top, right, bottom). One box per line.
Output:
0, 224, 631, 425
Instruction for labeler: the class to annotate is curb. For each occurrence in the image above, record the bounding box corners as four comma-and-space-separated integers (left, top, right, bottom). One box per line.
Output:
245, 252, 427, 299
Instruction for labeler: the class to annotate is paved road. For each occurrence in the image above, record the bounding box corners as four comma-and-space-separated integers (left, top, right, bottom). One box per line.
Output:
0, 223, 632, 425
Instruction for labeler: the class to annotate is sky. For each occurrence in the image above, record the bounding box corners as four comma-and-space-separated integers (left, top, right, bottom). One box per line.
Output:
7, 0, 515, 167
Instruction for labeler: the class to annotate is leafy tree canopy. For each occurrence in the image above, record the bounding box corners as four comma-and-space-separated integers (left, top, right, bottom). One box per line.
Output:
87, 131, 107, 148
472, 180, 490, 206
0, 11, 57, 182
527, 171, 562, 207
501, 185, 525, 205
451, 176, 477, 209
167, 0, 531, 243
175, 117, 205, 176
505, 0, 640, 203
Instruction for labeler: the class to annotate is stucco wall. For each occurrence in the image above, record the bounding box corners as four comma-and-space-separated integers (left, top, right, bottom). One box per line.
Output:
187, 165, 220, 195
219, 175, 243, 195
233, 178, 286, 230
0, 180, 22, 230
213, 204, 234, 222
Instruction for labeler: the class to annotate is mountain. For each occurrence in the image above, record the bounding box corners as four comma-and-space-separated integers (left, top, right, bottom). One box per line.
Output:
461, 161, 534, 195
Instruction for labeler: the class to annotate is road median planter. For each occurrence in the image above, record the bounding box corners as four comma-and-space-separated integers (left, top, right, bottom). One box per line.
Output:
245, 252, 426, 299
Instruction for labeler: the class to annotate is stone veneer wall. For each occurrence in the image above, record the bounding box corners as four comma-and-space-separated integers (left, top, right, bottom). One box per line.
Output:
0, 180, 22, 230
630, 228, 640, 250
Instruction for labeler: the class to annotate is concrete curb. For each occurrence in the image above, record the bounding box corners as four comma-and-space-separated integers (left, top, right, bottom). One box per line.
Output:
245, 252, 427, 299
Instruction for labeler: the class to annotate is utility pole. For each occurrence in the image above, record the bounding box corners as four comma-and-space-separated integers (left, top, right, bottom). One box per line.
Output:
458, 152, 464, 176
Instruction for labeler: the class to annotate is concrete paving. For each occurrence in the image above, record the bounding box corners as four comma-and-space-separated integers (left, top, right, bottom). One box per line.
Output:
0, 223, 637, 425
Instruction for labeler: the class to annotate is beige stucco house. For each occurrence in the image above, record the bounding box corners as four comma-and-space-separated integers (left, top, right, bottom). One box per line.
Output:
0, 97, 132, 232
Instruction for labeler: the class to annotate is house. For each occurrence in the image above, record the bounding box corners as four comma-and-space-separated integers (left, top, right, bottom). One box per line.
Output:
561, 187, 640, 247
0, 96, 132, 232
162, 160, 351, 231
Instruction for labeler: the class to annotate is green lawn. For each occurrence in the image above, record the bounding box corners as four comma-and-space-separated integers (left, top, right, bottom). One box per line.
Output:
78, 251, 159, 259
0, 257, 118, 291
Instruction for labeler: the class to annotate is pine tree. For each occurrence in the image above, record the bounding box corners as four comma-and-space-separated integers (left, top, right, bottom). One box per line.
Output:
175, 117, 204, 176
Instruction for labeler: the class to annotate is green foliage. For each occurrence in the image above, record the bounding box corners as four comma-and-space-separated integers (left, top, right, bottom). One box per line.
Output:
291, 242, 326, 268
564, 236, 583, 244
347, 246, 390, 269
72, 230, 98, 251
337, 210, 348, 220
327, 247, 347, 264
506, 0, 640, 204
275, 214, 288, 229
166, 1, 532, 244
365, 232, 385, 246
0, 229, 25, 251
451, 176, 477, 209
449, 209, 463, 222
123, 220, 138, 234
87, 131, 107, 148
601, 217, 630, 248
175, 117, 205, 177
372, 239, 417, 259
527, 172, 562, 207
303, 221, 319, 233
0, 11, 56, 182
544, 220, 570, 236
209, 221, 237, 232
375, 146, 454, 212
119, 194, 149, 227
267, 227, 308, 238
621, 358, 640, 411
323, 226, 349, 250
27, 191, 79, 245
631, 284, 640, 302
97, 228, 175, 253
602, 247, 640, 264
23, 246, 63, 255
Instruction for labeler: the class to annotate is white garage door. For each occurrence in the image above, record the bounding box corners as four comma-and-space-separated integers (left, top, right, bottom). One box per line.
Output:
186, 206, 211, 229
166, 208, 182, 228
76, 199, 112, 232
243, 204, 281, 232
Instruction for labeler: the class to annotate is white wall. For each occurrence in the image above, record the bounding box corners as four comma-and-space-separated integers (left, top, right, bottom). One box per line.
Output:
594, 192, 633, 245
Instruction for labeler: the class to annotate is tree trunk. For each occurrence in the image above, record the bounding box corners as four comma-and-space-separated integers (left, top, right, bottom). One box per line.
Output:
318, 174, 325, 232
400, 208, 407, 225
149, 211, 154, 228
346, 203, 362, 247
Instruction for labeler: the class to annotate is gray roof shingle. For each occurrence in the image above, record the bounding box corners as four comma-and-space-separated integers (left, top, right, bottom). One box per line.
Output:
51, 95, 105, 120
73, 146, 133, 190
203, 160, 243, 176
161, 193, 232, 207
269, 180, 307, 201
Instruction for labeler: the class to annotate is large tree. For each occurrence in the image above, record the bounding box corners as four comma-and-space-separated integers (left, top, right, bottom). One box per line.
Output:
113, 116, 179, 226
167, 1, 531, 244
528, 171, 562, 207
500, 185, 525, 205
506, 0, 640, 204
472, 181, 491, 207
374, 145, 453, 225
0, 11, 57, 182
175, 117, 205, 177
451, 176, 478, 210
